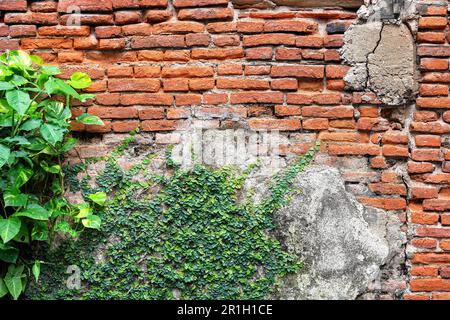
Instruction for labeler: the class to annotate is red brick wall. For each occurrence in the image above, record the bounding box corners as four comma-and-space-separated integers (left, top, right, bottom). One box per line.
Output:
0, 0, 449, 299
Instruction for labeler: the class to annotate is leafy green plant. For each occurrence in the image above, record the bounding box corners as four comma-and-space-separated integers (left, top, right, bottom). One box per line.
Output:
27, 138, 320, 300
0, 50, 103, 299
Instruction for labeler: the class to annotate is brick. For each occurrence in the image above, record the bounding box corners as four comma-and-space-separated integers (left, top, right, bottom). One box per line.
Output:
58, 0, 113, 12
271, 79, 298, 90
441, 240, 450, 251
357, 118, 390, 131
411, 212, 439, 225
153, 22, 204, 34
302, 106, 353, 118
144, 10, 172, 23
191, 48, 244, 60
236, 21, 264, 34
141, 120, 187, 131
217, 79, 269, 90
31, 1, 58, 12
412, 187, 439, 199
107, 66, 133, 78
186, 33, 211, 46
416, 226, 450, 237
418, 17, 448, 29
10, 25, 36, 37
112, 0, 168, 9
58, 51, 83, 63
108, 79, 160, 92
357, 197, 406, 210
418, 46, 450, 57
230, 92, 283, 104
98, 39, 125, 50
417, 32, 446, 43
162, 66, 214, 78
112, 121, 139, 132
175, 94, 201, 106
419, 84, 448, 96
411, 149, 442, 162
318, 131, 368, 143
274, 105, 301, 117
189, 78, 215, 91
263, 20, 317, 33
415, 135, 441, 147
411, 239, 437, 250
5, 12, 59, 25
60, 14, 114, 26
95, 26, 121, 38
245, 66, 271, 76
163, 78, 189, 92
207, 22, 236, 33
213, 35, 240, 47
21, 38, 73, 49
248, 119, 300, 131
245, 47, 273, 60
138, 108, 165, 120
134, 66, 161, 78
88, 107, 137, 119
303, 118, 328, 130
178, 8, 233, 21
243, 34, 297, 47
417, 97, 450, 109
382, 145, 409, 157
115, 11, 142, 24
85, 121, 111, 133
204, 93, 228, 105
410, 279, 450, 292
271, 65, 324, 78
122, 23, 152, 36
120, 93, 173, 106
0, 0, 27, 11
275, 48, 302, 60
410, 121, 450, 134
131, 35, 185, 49
433, 293, 450, 300
328, 144, 380, 156
296, 36, 323, 48
422, 199, 450, 211
326, 65, 349, 79
137, 50, 164, 61
173, 0, 228, 7
441, 267, 450, 278
369, 183, 406, 196
422, 72, 450, 82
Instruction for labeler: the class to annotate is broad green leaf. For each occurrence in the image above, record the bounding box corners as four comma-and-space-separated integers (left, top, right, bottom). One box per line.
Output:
68, 72, 91, 89
4, 189, 28, 207
76, 113, 104, 126
0, 243, 19, 264
0, 278, 7, 298
54, 220, 78, 238
45, 77, 79, 99
14, 204, 50, 221
82, 215, 101, 230
31, 221, 48, 241
12, 222, 29, 244
0, 143, 10, 169
8, 166, 33, 189
75, 202, 91, 219
89, 192, 107, 206
78, 93, 95, 102
6, 90, 30, 116
30, 55, 43, 66
11, 75, 28, 87
3, 136, 30, 145
41, 65, 60, 76
32, 261, 41, 282
0, 81, 14, 91
4, 265, 23, 300
40, 123, 65, 146
61, 138, 77, 152
0, 217, 21, 243
40, 160, 61, 174
8, 50, 32, 67
19, 118, 42, 131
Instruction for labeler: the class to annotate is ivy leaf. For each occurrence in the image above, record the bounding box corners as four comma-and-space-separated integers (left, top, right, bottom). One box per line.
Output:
82, 215, 101, 230
40, 160, 61, 174
6, 90, 30, 116
54, 221, 78, 238
14, 204, 50, 221
76, 113, 104, 126
0, 217, 21, 244
0, 143, 10, 169
4, 264, 23, 300
0, 243, 19, 264
40, 123, 65, 146
32, 261, 41, 283
0, 278, 7, 298
89, 192, 107, 206
68, 72, 91, 89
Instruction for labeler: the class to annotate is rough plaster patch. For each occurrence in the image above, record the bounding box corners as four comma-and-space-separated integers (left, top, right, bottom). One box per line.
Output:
341, 22, 416, 105
268, 166, 406, 300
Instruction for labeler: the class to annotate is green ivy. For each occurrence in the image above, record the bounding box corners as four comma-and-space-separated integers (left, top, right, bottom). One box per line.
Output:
0, 50, 103, 300
27, 137, 320, 300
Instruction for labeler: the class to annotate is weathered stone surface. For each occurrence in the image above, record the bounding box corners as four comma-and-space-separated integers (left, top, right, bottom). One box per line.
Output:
269, 166, 406, 300
341, 22, 415, 105
368, 23, 416, 106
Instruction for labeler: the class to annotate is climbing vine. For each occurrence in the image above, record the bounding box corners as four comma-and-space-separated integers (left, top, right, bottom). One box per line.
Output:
27, 136, 320, 300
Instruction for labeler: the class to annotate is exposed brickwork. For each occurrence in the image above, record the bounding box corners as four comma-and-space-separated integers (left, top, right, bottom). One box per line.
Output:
0, 0, 449, 300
